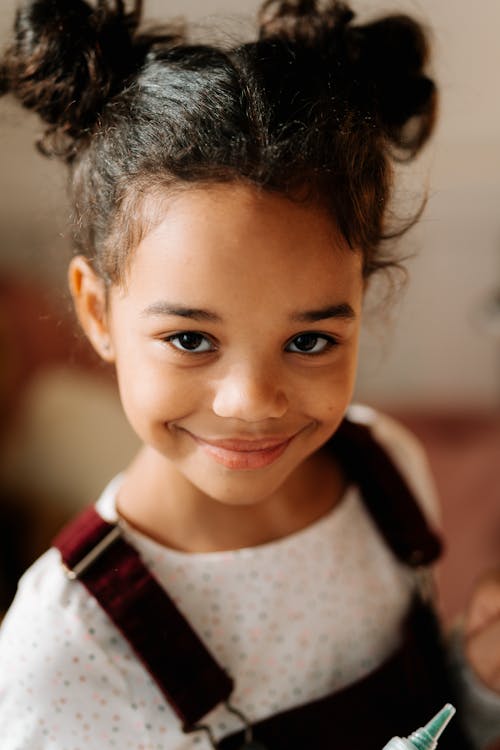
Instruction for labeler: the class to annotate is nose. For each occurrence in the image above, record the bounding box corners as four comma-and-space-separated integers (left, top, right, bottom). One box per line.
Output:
211, 363, 289, 421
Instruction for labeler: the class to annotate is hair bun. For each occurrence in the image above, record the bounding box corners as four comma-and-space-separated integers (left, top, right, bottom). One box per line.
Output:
257, 1, 436, 158
1, 0, 141, 157
349, 14, 437, 155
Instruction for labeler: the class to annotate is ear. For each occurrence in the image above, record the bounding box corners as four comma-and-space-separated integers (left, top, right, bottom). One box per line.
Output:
68, 255, 115, 363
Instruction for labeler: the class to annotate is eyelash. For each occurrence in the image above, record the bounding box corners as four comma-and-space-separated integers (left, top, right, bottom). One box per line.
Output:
285, 333, 339, 355
162, 331, 339, 356
163, 332, 216, 354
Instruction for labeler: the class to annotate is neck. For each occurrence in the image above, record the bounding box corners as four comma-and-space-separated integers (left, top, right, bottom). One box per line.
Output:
116, 444, 347, 553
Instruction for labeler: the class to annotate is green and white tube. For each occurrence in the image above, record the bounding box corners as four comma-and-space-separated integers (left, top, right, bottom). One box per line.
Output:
382, 704, 456, 750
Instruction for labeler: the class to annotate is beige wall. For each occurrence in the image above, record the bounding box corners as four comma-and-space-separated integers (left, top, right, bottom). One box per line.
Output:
1, 0, 500, 409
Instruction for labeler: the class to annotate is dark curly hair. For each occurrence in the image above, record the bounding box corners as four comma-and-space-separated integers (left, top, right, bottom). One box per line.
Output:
0, 0, 437, 283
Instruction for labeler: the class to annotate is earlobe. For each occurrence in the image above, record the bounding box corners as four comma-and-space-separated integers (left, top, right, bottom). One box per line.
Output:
68, 255, 115, 362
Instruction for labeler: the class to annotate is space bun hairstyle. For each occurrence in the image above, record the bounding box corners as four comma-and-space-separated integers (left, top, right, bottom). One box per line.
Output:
1, 0, 437, 282
258, 1, 436, 156
0, 0, 179, 157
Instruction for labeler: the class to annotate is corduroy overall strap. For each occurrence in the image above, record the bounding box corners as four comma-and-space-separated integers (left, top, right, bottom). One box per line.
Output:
330, 418, 443, 566
53, 505, 234, 728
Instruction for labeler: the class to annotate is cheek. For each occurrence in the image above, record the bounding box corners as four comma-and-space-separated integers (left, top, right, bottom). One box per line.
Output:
114, 358, 199, 430
302, 363, 358, 419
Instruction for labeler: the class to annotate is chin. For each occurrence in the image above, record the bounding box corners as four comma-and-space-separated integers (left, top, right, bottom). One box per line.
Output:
192, 471, 288, 507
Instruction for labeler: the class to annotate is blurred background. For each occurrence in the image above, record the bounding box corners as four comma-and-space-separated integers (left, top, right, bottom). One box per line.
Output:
0, 0, 499, 624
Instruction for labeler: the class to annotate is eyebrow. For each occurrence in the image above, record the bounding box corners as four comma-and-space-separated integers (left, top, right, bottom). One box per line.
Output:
141, 303, 222, 322
290, 303, 357, 323
141, 301, 356, 323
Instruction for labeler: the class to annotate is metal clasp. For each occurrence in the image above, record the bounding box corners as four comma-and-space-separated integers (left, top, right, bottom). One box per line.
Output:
185, 701, 268, 749
62, 525, 122, 580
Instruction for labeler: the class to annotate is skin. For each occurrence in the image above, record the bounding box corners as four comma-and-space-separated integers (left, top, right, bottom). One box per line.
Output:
464, 572, 500, 692
69, 180, 500, 694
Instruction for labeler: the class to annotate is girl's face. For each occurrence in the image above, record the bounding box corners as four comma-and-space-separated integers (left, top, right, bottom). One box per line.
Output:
74, 183, 364, 507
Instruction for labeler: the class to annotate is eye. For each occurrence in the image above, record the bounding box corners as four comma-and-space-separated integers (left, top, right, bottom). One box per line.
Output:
164, 332, 215, 353
286, 333, 337, 355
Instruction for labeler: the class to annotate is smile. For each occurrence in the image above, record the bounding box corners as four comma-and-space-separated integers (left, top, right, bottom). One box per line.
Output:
185, 432, 297, 470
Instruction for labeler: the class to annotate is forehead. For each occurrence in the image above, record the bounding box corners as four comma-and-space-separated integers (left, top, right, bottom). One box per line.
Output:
119, 183, 363, 309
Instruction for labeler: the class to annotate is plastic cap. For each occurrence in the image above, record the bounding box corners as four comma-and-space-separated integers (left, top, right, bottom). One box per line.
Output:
408, 704, 456, 750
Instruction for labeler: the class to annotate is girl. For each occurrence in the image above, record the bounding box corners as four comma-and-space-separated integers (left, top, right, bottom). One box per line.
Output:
0, 1, 499, 748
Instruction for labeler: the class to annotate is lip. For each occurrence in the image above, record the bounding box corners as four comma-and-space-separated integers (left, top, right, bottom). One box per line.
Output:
184, 431, 299, 470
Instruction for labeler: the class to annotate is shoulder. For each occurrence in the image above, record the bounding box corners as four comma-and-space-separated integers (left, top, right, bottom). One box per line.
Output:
0, 547, 86, 639
345, 404, 440, 526
0, 545, 111, 679
0, 546, 133, 746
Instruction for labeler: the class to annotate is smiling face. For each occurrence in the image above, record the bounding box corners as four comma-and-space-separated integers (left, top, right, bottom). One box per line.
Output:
71, 183, 364, 514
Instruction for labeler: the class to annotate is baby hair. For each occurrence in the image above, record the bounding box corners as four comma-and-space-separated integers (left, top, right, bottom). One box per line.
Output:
0, 0, 437, 283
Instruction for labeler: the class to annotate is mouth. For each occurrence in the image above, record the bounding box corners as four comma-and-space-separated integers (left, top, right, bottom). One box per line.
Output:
183, 431, 300, 470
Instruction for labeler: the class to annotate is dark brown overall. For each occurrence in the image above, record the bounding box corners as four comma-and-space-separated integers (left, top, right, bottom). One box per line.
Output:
53, 417, 473, 750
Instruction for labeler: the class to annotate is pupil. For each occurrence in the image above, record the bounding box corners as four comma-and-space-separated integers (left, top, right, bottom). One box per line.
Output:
181, 333, 202, 350
296, 334, 317, 351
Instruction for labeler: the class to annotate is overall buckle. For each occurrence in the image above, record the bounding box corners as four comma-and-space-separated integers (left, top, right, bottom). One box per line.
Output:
62, 524, 122, 580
